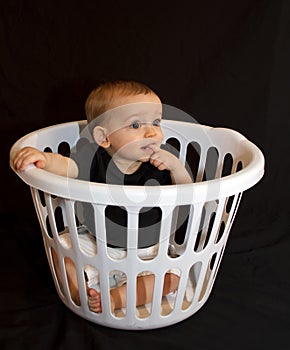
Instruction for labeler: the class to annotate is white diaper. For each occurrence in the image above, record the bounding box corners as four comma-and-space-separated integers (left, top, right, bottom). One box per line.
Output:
58, 228, 179, 290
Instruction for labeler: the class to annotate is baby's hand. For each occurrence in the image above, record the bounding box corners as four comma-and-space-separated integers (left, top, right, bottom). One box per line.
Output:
149, 147, 180, 172
149, 145, 192, 184
13, 146, 48, 171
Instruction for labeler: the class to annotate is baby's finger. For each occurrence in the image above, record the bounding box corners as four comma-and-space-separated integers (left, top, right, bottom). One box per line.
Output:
150, 158, 163, 169
149, 144, 160, 153
13, 153, 27, 170
149, 150, 162, 161
150, 156, 158, 165
14, 147, 33, 159
14, 156, 31, 170
155, 163, 166, 171
13, 149, 32, 166
15, 153, 42, 170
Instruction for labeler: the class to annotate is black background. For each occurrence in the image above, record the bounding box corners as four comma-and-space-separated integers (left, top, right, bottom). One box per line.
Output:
1, 1, 289, 349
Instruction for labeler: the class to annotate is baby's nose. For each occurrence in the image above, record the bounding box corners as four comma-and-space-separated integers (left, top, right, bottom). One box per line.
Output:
144, 124, 156, 137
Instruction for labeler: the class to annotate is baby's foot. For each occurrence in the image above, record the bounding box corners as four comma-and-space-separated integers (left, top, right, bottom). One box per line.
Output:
87, 288, 115, 313
87, 288, 102, 313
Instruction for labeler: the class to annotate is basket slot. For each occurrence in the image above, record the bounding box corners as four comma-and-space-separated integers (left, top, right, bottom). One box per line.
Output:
161, 205, 177, 248
221, 153, 234, 177
198, 251, 219, 302
202, 147, 219, 181
170, 204, 192, 254
93, 203, 107, 254
165, 137, 180, 157
186, 141, 201, 182
181, 261, 202, 311
194, 201, 218, 252
57, 141, 71, 157
64, 199, 89, 307
30, 188, 47, 234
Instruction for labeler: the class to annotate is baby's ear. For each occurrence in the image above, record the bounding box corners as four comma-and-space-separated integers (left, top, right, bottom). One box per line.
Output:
93, 126, 110, 148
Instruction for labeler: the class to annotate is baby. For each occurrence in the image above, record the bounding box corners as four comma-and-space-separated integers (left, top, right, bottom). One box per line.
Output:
13, 80, 192, 313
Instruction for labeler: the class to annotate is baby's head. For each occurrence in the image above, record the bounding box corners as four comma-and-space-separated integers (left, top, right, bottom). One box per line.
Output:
84, 80, 164, 164
85, 80, 160, 125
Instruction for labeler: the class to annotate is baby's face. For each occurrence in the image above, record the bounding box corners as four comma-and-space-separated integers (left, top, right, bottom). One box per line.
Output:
104, 93, 163, 163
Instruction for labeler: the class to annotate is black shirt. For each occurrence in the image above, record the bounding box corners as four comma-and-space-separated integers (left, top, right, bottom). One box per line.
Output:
71, 143, 172, 248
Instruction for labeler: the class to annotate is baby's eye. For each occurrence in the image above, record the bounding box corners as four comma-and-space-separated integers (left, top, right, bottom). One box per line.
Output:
152, 119, 161, 126
129, 121, 141, 129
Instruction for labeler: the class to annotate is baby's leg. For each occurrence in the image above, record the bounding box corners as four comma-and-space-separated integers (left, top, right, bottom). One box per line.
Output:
162, 272, 180, 295
88, 272, 179, 313
88, 276, 154, 313
135, 272, 179, 306
64, 257, 81, 305
51, 248, 81, 305
55, 231, 99, 307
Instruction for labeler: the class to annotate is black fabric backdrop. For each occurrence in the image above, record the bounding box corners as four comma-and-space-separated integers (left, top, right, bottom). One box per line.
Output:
1, 1, 289, 349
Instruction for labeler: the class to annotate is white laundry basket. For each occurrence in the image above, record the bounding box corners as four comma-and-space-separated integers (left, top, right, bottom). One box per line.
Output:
10, 119, 264, 330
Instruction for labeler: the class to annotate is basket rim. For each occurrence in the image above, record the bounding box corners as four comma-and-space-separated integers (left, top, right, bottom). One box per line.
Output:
9, 120, 265, 205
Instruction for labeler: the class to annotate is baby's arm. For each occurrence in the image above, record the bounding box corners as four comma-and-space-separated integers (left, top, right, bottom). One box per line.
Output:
149, 148, 192, 184
13, 146, 78, 178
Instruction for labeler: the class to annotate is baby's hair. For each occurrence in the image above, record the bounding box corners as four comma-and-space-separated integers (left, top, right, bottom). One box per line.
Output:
85, 80, 156, 124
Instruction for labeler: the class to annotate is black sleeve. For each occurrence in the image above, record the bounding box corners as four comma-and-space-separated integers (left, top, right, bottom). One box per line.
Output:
70, 142, 98, 181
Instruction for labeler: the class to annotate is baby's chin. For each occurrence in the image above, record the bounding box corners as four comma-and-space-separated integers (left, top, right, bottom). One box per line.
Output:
138, 155, 151, 163
139, 158, 150, 163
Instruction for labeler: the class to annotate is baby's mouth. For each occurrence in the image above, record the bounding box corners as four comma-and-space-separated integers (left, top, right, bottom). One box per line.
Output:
141, 147, 154, 155
141, 144, 155, 154
141, 143, 157, 151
